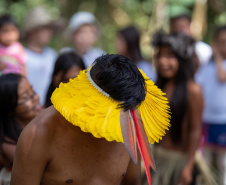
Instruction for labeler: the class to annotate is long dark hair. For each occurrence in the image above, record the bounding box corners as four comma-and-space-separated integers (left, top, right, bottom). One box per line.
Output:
0, 74, 23, 147
118, 26, 143, 63
152, 30, 195, 144
45, 52, 85, 107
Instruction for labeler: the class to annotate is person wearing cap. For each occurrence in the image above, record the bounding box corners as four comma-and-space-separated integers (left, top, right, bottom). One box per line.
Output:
24, 6, 61, 106
11, 54, 170, 185
61, 11, 105, 68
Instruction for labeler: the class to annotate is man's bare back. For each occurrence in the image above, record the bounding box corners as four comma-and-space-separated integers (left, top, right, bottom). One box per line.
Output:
11, 106, 141, 185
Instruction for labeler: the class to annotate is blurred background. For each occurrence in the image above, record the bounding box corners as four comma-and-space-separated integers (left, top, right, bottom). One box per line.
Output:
1, 0, 226, 59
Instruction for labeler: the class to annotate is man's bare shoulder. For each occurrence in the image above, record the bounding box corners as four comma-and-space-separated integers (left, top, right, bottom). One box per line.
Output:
19, 106, 66, 149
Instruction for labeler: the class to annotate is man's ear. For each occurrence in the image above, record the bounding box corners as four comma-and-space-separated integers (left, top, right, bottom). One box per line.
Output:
53, 71, 63, 87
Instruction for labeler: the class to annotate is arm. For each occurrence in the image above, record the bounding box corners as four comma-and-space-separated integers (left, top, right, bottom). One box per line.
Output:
216, 57, 226, 83
178, 82, 203, 185
1, 142, 16, 163
121, 152, 141, 185
11, 121, 51, 185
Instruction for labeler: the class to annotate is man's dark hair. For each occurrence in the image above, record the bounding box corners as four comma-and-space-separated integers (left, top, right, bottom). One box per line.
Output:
213, 25, 226, 40
170, 14, 191, 25
0, 14, 17, 29
90, 54, 146, 111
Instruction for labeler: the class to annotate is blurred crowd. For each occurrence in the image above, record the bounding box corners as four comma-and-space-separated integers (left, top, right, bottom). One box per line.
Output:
0, 5, 226, 185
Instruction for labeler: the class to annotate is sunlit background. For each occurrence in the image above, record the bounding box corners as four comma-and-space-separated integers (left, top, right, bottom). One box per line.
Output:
1, 0, 226, 59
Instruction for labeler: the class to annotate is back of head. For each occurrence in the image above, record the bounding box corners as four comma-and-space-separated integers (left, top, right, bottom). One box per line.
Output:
53, 52, 85, 76
0, 74, 22, 114
45, 52, 85, 107
90, 54, 146, 111
0, 73, 23, 144
0, 14, 17, 29
118, 25, 143, 62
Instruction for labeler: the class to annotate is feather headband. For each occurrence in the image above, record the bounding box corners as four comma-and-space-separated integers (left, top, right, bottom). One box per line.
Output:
51, 64, 171, 185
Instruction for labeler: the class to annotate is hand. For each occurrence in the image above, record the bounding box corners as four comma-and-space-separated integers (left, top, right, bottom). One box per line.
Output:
177, 165, 193, 185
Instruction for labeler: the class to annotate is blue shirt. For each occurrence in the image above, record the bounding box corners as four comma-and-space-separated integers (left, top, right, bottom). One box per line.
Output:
195, 60, 226, 124
136, 60, 156, 82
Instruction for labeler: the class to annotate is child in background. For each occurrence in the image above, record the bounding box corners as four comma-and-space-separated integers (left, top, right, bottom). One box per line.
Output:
0, 15, 26, 75
116, 25, 156, 81
45, 52, 85, 107
61, 11, 105, 68
196, 25, 226, 185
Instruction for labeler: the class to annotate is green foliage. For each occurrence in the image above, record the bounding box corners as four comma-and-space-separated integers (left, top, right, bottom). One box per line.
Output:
0, 0, 225, 55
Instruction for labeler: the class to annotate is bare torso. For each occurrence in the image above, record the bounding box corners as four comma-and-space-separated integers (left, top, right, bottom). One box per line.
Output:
11, 106, 140, 185
158, 80, 198, 152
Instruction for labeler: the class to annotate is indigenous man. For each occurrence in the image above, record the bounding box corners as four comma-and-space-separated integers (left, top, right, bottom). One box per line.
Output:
11, 54, 170, 185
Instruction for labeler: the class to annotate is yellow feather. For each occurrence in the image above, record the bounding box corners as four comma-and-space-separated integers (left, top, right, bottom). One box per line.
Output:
51, 69, 171, 144
138, 70, 171, 144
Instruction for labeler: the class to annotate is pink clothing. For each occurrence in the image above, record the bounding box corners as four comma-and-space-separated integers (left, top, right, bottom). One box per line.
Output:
0, 42, 26, 75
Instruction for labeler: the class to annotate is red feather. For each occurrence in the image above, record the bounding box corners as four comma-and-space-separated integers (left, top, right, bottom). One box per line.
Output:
131, 108, 155, 185
120, 111, 138, 164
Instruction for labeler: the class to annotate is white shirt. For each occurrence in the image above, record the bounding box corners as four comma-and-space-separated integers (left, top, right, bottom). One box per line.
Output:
195, 60, 226, 124
25, 47, 57, 105
195, 41, 212, 66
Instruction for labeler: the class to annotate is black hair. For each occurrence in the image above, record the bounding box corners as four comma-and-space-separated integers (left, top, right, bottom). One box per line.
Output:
0, 14, 17, 29
0, 74, 23, 148
152, 30, 195, 144
90, 54, 146, 111
170, 14, 191, 25
45, 52, 85, 107
118, 26, 143, 63
213, 25, 226, 40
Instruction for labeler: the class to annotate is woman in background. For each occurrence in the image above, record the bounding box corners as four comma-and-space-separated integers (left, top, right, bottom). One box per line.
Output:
0, 74, 41, 184
150, 30, 203, 185
116, 25, 156, 80
45, 52, 85, 107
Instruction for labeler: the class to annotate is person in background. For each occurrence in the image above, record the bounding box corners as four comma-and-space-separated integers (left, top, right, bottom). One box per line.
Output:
45, 52, 85, 107
195, 25, 226, 185
116, 25, 156, 81
61, 11, 105, 68
0, 14, 26, 76
24, 6, 61, 106
170, 14, 212, 67
149, 30, 203, 185
0, 74, 41, 184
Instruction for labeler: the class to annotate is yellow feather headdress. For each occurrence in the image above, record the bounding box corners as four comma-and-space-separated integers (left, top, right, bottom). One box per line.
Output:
51, 65, 170, 185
